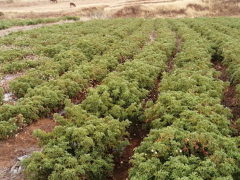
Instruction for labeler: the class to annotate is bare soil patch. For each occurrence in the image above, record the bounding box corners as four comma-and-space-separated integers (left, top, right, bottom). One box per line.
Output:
0, 118, 57, 180
145, 76, 162, 104
110, 123, 149, 180
0, 73, 24, 92
71, 80, 100, 105
166, 32, 182, 73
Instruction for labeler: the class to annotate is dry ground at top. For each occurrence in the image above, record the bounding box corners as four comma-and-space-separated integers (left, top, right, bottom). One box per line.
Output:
0, 0, 239, 19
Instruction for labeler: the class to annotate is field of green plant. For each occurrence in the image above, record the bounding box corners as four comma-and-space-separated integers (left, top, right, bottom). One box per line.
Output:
0, 17, 239, 179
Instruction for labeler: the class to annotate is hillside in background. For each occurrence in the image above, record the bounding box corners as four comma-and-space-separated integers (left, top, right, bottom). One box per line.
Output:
0, 0, 239, 19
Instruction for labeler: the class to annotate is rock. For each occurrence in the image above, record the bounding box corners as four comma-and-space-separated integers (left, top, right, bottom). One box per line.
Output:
10, 162, 21, 174
58, 109, 65, 116
17, 154, 31, 161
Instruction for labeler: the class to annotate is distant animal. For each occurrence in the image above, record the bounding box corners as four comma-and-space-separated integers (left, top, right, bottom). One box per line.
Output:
50, 0, 57, 3
0, 12, 4, 16
70, 2, 76, 7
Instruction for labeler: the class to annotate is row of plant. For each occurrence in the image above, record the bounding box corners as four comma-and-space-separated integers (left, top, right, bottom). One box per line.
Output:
199, 18, 240, 39
129, 19, 240, 180
0, 16, 79, 30
0, 18, 149, 139
184, 18, 240, 119
0, 18, 131, 74
212, 17, 240, 30
21, 19, 177, 180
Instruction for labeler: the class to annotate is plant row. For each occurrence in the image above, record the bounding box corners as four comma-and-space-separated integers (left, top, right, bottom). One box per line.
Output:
0, 16, 79, 30
184, 18, 240, 125
212, 17, 240, 30
21, 19, 177, 180
199, 18, 240, 39
129, 19, 240, 180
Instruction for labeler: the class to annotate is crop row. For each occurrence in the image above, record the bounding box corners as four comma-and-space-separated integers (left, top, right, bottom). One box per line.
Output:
184, 18, 240, 124
0, 18, 147, 139
0, 16, 79, 30
211, 17, 240, 30
21, 19, 177, 179
129, 20, 240, 180
200, 18, 240, 39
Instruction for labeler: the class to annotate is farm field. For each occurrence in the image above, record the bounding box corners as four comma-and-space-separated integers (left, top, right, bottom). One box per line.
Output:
0, 17, 240, 180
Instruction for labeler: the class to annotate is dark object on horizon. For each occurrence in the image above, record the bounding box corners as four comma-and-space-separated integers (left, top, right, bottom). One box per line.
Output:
50, 0, 57, 3
0, 12, 4, 16
70, 2, 76, 7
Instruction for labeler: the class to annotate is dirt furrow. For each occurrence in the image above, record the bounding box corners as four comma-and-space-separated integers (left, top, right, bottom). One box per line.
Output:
212, 59, 240, 135
166, 32, 181, 72
111, 123, 148, 180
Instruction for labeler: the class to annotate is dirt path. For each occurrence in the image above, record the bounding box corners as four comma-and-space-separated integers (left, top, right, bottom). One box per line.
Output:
166, 32, 181, 72
0, 20, 76, 37
0, 118, 56, 180
212, 59, 240, 135
111, 123, 148, 180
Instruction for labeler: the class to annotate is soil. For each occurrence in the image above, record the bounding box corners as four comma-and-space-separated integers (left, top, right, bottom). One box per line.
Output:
212, 59, 240, 135
110, 123, 149, 180
72, 80, 100, 105
0, 20, 76, 37
0, 118, 57, 180
146, 30, 157, 44
0, 73, 24, 92
145, 76, 162, 104
166, 32, 182, 72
